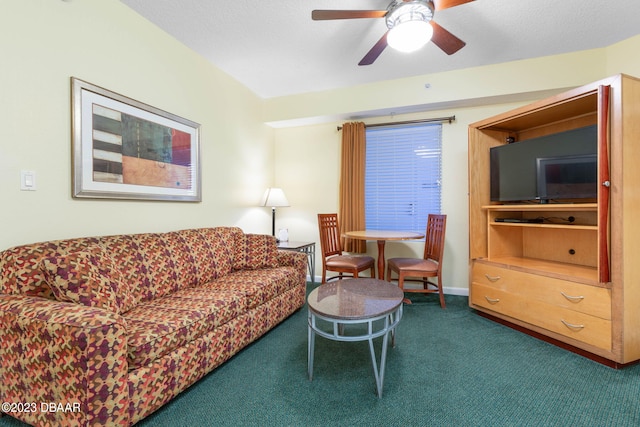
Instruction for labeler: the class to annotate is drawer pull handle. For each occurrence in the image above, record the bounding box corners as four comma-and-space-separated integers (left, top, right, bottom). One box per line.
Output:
484, 296, 500, 304
485, 274, 501, 282
561, 320, 585, 330
561, 292, 585, 302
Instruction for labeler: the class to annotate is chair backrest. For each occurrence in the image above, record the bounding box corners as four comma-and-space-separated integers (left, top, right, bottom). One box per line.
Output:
317, 213, 343, 258
424, 214, 447, 263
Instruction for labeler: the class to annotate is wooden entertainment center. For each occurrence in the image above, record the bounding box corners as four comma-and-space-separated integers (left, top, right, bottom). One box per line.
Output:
468, 74, 640, 367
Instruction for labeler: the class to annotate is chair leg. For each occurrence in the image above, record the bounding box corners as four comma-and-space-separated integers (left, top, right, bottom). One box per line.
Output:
438, 275, 446, 309
371, 265, 376, 279
398, 273, 411, 305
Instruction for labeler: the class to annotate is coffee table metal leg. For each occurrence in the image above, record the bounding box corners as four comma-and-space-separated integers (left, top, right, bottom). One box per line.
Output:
389, 314, 397, 347
368, 329, 391, 398
308, 314, 315, 381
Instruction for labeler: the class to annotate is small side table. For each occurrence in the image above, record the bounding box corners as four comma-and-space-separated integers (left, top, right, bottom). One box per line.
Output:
277, 241, 316, 285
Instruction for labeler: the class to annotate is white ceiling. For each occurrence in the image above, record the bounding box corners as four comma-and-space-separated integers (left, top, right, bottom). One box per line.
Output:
119, 0, 640, 99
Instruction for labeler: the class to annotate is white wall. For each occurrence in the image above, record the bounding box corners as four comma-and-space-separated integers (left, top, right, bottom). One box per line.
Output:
0, 1, 275, 250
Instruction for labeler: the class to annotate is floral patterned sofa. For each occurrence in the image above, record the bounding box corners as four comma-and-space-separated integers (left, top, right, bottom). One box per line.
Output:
0, 227, 307, 426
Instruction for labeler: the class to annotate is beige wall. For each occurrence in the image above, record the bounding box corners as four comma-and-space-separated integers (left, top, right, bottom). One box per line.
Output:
264, 49, 609, 127
273, 35, 640, 292
3, 1, 640, 294
606, 35, 640, 75
0, 1, 275, 250
274, 104, 523, 293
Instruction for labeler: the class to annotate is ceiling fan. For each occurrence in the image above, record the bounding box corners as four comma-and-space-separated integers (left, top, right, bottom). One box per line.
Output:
312, 0, 474, 66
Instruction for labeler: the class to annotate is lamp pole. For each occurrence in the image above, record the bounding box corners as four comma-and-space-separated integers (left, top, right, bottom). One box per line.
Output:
271, 207, 276, 237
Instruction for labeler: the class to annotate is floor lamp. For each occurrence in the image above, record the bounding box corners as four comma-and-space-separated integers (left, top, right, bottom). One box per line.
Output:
261, 188, 289, 238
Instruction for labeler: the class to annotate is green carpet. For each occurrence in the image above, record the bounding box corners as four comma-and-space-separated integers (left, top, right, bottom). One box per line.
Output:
2, 285, 639, 426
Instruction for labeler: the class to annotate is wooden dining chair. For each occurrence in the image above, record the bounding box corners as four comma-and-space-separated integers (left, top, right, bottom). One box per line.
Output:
317, 213, 376, 283
386, 214, 447, 307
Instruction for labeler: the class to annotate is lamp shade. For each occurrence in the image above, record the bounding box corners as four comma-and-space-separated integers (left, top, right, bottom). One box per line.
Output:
387, 20, 433, 53
261, 188, 289, 208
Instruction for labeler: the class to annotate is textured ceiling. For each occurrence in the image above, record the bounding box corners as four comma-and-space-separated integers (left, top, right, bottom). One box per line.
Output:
119, 0, 640, 99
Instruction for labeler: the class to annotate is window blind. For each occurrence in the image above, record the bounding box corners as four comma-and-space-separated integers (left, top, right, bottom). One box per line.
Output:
365, 123, 442, 235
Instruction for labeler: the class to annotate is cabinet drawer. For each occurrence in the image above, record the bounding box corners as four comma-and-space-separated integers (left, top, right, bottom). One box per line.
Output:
472, 263, 611, 320
471, 282, 611, 350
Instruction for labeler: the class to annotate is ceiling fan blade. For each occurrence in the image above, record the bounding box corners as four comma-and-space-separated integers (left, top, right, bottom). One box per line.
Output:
359, 32, 389, 66
312, 10, 387, 20
430, 21, 466, 55
432, 0, 475, 12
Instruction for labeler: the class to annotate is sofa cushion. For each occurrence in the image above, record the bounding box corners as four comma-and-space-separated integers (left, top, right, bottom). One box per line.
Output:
133, 233, 182, 302
158, 232, 198, 290
122, 287, 246, 369
233, 233, 279, 271
0, 237, 100, 298
97, 234, 151, 306
98, 232, 195, 305
207, 266, 300, 309
40, 249, 136, 314
175, 228, 234, 284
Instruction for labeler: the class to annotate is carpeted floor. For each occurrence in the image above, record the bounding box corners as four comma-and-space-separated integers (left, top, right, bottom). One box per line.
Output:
2, 286, 639, 426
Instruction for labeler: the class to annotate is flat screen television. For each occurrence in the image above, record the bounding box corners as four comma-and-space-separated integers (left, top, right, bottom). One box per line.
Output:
490, 125, 598, 203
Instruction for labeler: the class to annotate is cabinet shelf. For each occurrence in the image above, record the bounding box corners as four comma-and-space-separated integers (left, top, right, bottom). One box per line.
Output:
482, 203, 597, 212
484, 204, 598, 230
490, 222, 597, 231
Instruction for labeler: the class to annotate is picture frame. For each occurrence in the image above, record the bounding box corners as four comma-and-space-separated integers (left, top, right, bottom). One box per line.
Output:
71, 77, 201, 202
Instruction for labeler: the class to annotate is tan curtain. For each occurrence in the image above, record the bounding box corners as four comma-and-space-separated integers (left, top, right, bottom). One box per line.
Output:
339, 122, 367, 253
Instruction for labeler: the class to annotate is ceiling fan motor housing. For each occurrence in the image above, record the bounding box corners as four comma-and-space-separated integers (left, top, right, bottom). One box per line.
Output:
385, 0, 435, 30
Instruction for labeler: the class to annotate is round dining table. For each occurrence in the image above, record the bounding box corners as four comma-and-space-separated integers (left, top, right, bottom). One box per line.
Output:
344, 230, 425, 280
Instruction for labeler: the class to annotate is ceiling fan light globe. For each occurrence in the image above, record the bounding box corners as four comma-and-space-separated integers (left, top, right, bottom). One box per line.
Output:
387, 20, 433, 53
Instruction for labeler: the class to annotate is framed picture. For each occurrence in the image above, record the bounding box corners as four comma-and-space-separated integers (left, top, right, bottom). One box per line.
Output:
71, 77, 201, 201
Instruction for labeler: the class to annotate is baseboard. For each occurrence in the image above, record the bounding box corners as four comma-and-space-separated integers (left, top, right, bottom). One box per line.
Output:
443, 287, 469, 296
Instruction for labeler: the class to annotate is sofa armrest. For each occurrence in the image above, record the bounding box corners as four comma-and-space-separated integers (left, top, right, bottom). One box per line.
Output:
277, 250, 308, 282
0, 294, 130, 426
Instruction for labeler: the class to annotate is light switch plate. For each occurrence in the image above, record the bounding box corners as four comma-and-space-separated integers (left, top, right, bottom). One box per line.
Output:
20, 170, 36, 191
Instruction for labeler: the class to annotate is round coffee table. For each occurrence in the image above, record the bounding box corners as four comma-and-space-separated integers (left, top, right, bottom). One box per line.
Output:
307, 278, 404, 398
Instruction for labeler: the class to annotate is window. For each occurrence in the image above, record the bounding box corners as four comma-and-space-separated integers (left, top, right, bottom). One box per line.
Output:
365, 123, 442, 235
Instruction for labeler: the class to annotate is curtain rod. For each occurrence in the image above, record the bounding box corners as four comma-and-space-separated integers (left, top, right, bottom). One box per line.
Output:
337, 115, 455, 131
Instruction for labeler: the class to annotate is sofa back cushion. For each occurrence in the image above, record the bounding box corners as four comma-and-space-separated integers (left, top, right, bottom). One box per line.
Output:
0, 227, 262, 306
175, 227, 235, 284
97, 231, 204, 305
40, 248, 136, 314
233, 233, 279, 270
94, 234, 154, 305
0, 237, 100, 298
